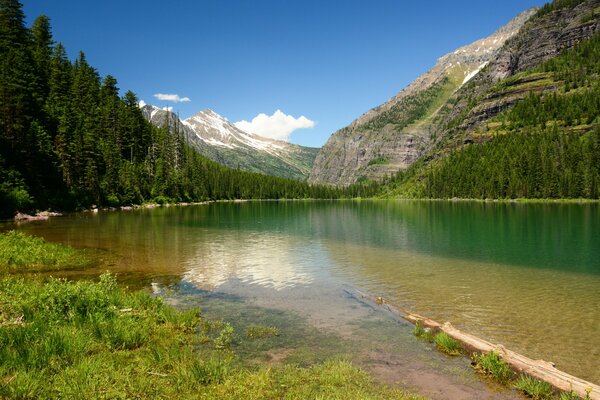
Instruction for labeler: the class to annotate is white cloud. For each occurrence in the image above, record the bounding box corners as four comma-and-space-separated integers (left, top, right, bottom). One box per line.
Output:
153, 93, 191, 103
162, 106, 173, 112
234, 110, 315, 141
138, 100, 147, 107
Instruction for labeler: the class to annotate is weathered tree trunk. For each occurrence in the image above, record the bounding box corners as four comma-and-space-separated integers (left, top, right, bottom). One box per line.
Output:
346, 288, 600, 400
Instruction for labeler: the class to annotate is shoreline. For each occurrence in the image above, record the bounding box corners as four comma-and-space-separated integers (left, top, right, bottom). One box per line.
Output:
3, 214, 596, 398
379, 197, 600, 204
7, 196, 598, 225
347, 287, 600, 400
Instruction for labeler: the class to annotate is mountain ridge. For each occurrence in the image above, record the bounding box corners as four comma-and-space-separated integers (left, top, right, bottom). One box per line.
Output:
309, 8, 538, 186
381, 0, 600, 199
141, 105, 319, 181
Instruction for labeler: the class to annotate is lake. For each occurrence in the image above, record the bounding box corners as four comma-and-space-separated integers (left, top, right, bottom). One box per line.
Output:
8, 200, 600, 387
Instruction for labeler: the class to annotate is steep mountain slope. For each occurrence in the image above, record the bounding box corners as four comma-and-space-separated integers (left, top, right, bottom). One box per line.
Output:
429, 0, 600, 135
141, 105, 318, 181
383, 0, 600, 199
309, 8, 537, 186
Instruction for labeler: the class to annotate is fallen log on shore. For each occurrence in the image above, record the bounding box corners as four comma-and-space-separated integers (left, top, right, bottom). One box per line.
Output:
345, 287, 600, 400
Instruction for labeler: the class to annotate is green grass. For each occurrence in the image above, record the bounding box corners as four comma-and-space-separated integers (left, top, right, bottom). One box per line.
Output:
367, 157, 390, 166
471, 351, 513, 384
245, 324, 280, 339
513, 375, 554, 400
413, 323, 434, 342
0, 273, 421, 399
558, 391, 586, 400
359, 76, 456, 132
0, 231, 92, 272
201, 360, 426, 399
433, 332, 462, 356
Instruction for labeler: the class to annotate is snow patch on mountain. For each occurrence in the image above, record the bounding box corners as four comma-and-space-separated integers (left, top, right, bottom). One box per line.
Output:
463, 62, 489, 85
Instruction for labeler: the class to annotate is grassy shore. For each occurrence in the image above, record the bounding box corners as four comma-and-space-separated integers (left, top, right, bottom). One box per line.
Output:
0, 231, 92, 273
0, 232, 422, 399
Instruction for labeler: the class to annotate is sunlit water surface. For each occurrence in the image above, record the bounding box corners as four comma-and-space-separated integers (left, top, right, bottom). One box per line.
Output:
9, 200, 600, 385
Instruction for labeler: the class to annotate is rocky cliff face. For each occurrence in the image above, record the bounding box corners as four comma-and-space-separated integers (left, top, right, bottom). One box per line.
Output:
442, 0, 600, 134
490, 1, 600, 81
309, 9, 537, 186
140, 105, 318, 181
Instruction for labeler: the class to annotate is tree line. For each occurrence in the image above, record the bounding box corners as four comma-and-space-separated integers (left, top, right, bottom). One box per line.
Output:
0, 1, 377, 218
384, 31, 600, 199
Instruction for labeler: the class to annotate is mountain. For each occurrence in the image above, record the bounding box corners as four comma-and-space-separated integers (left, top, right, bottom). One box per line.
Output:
141, 105, 318, 181
382, 0, 600, 199
308, 8, 538, 186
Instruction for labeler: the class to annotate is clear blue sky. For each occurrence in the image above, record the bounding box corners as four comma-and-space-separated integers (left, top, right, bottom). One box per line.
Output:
23, 0, 543, 148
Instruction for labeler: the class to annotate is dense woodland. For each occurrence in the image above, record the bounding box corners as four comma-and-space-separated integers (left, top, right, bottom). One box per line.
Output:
0, 1, 379, 218
389, 31, 600, 199
3, 1, 599, 215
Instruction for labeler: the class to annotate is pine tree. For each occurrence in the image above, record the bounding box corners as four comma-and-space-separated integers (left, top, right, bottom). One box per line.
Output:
0, 0, 42, 208
31, 15, 53, 107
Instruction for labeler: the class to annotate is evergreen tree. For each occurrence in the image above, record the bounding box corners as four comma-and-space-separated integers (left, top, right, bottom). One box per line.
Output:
0, 2, 358, 218
31, 15, 53, 106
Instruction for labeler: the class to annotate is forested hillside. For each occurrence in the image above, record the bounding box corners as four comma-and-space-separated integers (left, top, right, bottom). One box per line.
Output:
0, 1, 373, 218
384, 5, 600, 200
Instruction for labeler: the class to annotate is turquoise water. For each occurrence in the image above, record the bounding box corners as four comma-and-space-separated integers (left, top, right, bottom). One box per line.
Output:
11, 200, 600, 384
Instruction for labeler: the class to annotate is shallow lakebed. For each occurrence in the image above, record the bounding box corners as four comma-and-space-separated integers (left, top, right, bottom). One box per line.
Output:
6, 200, 600, 390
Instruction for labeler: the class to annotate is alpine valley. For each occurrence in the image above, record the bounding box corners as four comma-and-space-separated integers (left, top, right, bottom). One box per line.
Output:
3, 1, 600, 399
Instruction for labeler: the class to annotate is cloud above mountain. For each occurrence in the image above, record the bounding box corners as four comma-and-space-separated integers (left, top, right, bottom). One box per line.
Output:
234, 110, 315, 141
153, 93, 191, 103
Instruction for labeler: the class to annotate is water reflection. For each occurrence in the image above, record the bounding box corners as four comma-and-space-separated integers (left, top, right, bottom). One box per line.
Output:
182, 231, 316, 290
305, 200, 600, 275
8, 200, 600, 384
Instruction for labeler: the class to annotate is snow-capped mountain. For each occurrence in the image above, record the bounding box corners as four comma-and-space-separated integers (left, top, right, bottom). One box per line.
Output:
140, 105, 318, 181
183, 109, 287, 153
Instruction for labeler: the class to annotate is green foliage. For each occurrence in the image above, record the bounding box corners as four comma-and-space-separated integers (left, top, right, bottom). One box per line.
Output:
0, 231, 91, 272
0, 274, 420, 399
0, 2, 363, 218
433, 332, 462, 355
558, 390, 586, 400
190, 358, 232, 385
502, 84, 600, 129
513, 375, 554, 399
360, 77, 452, 132
105, 193, 120, 207
384, 32, 600, 200
471, 351, 513, 384
417, 126, 600, 199
539, 32, 600, 90
532, 0, 587, 20
245, 325, 280, 339
214, 322, 235, 350
367, 156, 389, 166
413, 323, 434, 342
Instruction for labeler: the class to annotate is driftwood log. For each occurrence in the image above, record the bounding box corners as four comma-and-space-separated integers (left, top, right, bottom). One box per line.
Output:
345, 288, 600, 400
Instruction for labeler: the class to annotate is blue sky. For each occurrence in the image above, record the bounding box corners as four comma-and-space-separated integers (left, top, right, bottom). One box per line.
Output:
23, 0, 543, 148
